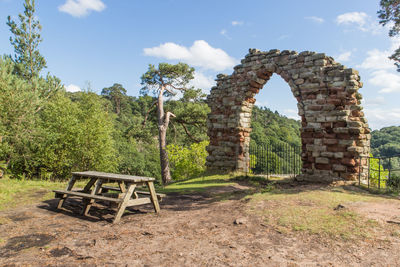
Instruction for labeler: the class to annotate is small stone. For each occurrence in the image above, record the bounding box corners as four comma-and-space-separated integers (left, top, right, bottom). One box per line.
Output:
334, 204, 345, 210
234, 218, 247, 225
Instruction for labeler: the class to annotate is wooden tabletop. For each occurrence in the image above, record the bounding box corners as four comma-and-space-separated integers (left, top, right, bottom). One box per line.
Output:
72, 171, 155, 182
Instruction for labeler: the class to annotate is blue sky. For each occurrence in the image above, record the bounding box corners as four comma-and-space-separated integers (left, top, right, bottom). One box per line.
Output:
0, 0, 399, 130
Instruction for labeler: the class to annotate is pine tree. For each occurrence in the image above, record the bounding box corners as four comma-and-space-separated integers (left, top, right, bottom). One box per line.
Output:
7, 0, 46, 80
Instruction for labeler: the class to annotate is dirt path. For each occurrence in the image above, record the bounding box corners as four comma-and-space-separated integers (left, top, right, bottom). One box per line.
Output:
0, 185, 400, 266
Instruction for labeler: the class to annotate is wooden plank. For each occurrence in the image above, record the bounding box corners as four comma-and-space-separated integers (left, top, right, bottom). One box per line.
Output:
82, 180, 103, 216
72, 171, 155, 183
118, 181, 126, 193
146, 181, 160, 213
136, 191, 166, 198
126, 198, 152, 207
53, 190, 122, 203
57, 176, 77, 209
82, 177, 97, 193
113, 184, 136, 223
101, 186, 165, 198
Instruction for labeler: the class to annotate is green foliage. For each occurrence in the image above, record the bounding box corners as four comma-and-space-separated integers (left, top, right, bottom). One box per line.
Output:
7, 0, 46, 80
140, 62, 195, 96
167, 141, 208, 180
34, 91, 118, 179
0, 56, 40, 176
101, 83, 128, 115
166, 90, 210, 145
387, 173, 400, 189
378, 0, 400, 71
251, 106, 301, 147
371, 126, 400, 170
249, 106, 302, 174
369, 155, 389, 188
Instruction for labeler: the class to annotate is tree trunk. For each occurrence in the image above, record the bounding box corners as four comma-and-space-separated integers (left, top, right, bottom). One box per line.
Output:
158, 124, 171, 184
157, 87, 172, 185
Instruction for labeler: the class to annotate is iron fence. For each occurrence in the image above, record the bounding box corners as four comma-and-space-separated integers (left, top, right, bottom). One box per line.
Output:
249, 142, 302, 177
358, 154, 400, 190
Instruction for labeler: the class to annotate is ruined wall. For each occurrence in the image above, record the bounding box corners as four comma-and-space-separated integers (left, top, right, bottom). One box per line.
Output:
206, 49, 370, 182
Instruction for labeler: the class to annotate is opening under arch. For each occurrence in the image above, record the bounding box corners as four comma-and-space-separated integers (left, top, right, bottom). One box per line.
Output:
206, 48, 371, 182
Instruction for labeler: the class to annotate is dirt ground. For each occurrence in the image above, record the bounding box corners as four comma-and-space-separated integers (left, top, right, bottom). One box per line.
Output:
0, 183, 400, 267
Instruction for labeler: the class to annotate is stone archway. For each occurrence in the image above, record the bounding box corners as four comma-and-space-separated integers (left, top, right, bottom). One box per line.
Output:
206, 49, 370, 182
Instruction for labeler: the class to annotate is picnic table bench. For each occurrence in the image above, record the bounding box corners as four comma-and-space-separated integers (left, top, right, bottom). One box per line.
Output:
53, 171, 165, 223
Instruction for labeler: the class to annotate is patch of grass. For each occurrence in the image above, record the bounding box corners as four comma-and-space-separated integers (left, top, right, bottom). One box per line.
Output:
247, 187, 394, 239
158, 174, 235, 194
0, 177, 86, 211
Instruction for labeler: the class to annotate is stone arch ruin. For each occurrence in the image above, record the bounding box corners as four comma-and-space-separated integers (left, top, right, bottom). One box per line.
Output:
206, 49, 370, 182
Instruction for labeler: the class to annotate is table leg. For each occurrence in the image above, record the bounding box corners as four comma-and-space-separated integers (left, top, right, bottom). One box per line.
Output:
146, 181, 160, 213
82, 179, 103, 216
113, 183, 136, 223
82, 177, 97, 193
57, 176, 77, 209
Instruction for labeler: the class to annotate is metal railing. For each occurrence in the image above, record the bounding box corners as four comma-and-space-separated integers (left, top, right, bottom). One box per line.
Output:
249, 141, 302, 177
359, 154, 400, 190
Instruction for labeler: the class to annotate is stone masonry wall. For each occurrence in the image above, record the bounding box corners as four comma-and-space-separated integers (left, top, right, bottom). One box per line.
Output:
206, 49, 370, 182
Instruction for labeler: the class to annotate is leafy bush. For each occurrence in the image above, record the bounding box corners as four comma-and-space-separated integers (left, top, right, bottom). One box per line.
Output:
387, 173, 400, 190
167, 141, 208, 180
369, 156, 389, 188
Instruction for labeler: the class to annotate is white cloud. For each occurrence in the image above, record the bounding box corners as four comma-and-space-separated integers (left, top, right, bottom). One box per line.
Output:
336, 51, 352, 62
364, 107, 400, 129
255, 99, 268, 107
64, 84, 81, 92
336, 12, 381, 34
359, 38, 400, 93
283, 109, 300, 120
190, 71, 215, 90
363, 96, 385, 106
59, 0, 106, 17
359, 49, 394, 70
305, 16, 324, 24
369, 70, 400, 93
336, 12, 368, 26
277, 34, 290, 41
232, 21, 243, 26
220, 29, 231, 39
143, 40, 237, 71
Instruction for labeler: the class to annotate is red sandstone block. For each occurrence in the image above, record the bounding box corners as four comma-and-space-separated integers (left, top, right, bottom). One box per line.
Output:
323, 139, 338, 145
257, 70, 269, 80
327, 145, 346, 152
249, 80, 263, 89
324, 133, 336, 139
327, 99, 342, 105
337, 133, 351, 139
334, 122, 347, 127
341, 158, 356, 166
305, 94, 316, 100
301, 132, 313, 138
309, 105, 323, 111
347, 166, 358, 173
315, 163, 331, 170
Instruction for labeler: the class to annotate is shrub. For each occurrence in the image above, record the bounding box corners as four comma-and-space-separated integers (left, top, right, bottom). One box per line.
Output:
167, 141, 208, 180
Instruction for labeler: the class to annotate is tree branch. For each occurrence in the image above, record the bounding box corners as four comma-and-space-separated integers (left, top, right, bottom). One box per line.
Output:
178, 122, 201, 143
142, 100, 157, 126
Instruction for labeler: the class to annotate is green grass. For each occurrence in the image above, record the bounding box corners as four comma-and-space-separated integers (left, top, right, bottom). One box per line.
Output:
247, 187, 395, 239
0, 176, 86, 211
0, 174, 236, 211
157, 174, 235, 194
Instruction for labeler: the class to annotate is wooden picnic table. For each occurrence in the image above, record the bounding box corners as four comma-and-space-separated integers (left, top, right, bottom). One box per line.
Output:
53, 171, 164, 223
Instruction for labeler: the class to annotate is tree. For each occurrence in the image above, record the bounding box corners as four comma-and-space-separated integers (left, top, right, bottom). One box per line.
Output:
141, 63, 195, 184
7, 0, 46, 80
101, 83, 128, 115
378, 0, 400, 71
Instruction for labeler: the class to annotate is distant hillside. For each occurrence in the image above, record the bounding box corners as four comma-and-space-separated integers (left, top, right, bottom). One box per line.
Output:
371, 126, 400, 157
250, 106, 301, 147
